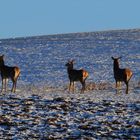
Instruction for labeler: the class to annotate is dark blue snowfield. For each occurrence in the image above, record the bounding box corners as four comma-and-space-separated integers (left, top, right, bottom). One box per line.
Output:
0, 29, 140, 139
0, 29, 140, 87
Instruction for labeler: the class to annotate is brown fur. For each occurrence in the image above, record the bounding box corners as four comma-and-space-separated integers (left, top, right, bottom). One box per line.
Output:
112, 57, 133, 94
65, 60, 89, 93
0, 55, 20, 93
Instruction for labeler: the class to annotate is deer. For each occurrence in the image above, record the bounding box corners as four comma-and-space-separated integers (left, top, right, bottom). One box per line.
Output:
65, 60, 89, 93
111, 57, 133, 94
0, 55, 20, 93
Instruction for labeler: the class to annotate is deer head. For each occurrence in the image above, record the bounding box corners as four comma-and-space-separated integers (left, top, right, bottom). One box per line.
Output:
65, 60, 75, 70
111, 56, 122, 61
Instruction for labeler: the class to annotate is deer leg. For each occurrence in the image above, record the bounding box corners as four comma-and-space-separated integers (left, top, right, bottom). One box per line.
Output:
116, 81, 122, 94
11, 82, 16, 93
11, 79, 16, 93
81, 83, 85, 93
115, 81, 118, 94
118, 81, 122, 93
13, 80, 17, 93
5, 78, 9, 92
11, 82, 14, 93
83, 81, 86, 93
69, 81, 71, 92
12, 76, 19, 93
80, 80, 85, 93
1, 79, 4, 93
72, 82, 75, 93
4, 79, 6, 92
14, 81, 17, 93
118, 82, 121, 88
125, 81, 129, 94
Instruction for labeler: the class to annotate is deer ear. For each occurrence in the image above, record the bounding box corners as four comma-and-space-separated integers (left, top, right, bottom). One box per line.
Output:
111, 57, 115, 60
0, 55, 4, 59
118, 56, 122, 59
72, 59, 75, 63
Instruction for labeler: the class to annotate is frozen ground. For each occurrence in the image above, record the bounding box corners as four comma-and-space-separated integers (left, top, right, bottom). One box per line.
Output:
0, 91, 140, 139
0, 29, 140, 139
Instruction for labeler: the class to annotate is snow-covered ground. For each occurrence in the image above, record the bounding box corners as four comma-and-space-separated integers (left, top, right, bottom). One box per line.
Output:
0, 29, 140, 139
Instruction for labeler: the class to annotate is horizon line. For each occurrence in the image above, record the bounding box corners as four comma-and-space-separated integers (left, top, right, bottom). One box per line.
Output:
0, 27, 140, 40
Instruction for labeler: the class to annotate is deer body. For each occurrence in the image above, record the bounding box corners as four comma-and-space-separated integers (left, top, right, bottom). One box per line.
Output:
0, 55, 20, 93
112, 57, 133, 94
66, 60, 88, 93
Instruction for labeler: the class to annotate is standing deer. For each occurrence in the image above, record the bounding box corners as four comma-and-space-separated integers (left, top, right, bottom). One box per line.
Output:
112, 57, 133, 94
65, 60, 89, 93
0, 55, 20, 93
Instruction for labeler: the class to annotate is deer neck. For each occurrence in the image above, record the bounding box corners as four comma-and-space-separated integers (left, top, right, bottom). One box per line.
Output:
67, 66, 73, 73
0, 61, 5, 70
113, 61, 120, 72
